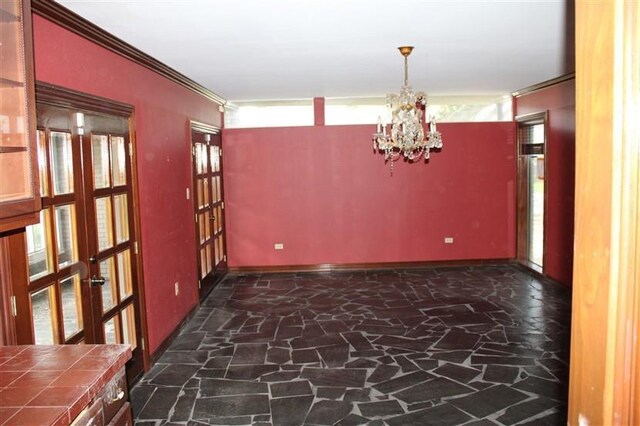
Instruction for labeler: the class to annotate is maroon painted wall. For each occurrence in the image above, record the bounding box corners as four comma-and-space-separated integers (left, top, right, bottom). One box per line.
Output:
515, 79, 576, 286
223, 122, 516, 267
32, 16, 222, 353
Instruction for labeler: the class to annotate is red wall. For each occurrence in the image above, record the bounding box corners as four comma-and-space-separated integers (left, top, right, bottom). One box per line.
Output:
515, 79, 576, 286
32, 16, 222, 354
223, 122, 516, 267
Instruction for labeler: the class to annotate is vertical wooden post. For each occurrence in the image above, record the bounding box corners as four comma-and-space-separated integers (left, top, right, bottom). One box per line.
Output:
569, 0, 639, 424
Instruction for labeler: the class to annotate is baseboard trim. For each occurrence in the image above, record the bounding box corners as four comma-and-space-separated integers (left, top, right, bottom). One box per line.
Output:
228, 258, 515, 274
149, 303, 199, 366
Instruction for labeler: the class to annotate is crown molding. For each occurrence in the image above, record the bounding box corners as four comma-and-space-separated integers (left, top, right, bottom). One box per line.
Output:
512, 73, 575, 97
31, 0, 226, 106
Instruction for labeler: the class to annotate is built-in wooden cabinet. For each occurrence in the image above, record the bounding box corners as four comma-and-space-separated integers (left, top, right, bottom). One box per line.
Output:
0, 0, 40, 232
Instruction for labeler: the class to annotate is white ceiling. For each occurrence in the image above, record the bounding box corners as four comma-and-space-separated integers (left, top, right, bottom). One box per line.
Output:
56, 0, 572, 102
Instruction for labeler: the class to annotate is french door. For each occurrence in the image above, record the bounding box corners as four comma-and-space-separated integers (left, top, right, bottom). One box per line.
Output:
191, 122, 227, 298
516, 112, 547, 272
14, 97, 145, 382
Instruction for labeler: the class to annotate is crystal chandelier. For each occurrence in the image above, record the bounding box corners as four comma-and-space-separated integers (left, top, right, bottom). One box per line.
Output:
373, 46, 443, 167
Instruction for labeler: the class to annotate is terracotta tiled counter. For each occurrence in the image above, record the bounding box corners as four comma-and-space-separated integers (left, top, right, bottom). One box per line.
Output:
0, 345, 131, 425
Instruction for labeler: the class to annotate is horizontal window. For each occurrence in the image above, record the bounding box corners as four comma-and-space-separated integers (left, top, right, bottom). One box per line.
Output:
224, 100, 313, 129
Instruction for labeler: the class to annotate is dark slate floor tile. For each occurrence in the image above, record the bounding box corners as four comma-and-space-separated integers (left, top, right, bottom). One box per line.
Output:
434, 331, 481, 350
358, 400, 404, 417
292, 348, 320, 364
203, 356, 231, 369
259, 370, 301, 382
512, 376, 568, 401
448, 384, 529, 418
470, 355, 537, 366
464, 419, 500, 425
335, 413, 371, 426
301, 368, 366, 387
517, 410, 567, 426
137, 387, 182, 420
305, 400, 353, 425
414, 359, 440, 370
158, 350, 209, 365
133, 265, 571, 424
270, 380, 313, 398
170, 388, 198, 422
433, 363, 482, 384
431, 350, 473, 363
386, 402, 472, 426
130, 384, 156, 417
192, 394, 270, 418
316, 387, 346, 399
495, 397, 559, 425
230, 343, 268, 365
317, 344, 350, 367
199, 378, 268, 397
225, 364, 279, 380
271, 395, 314, 426
482, 364, 519, 384
372, 371, 434, 393
149, 364, 200, 387
342, 332, 374, 351
394, 376, 475, 404
267, 347, 291, 364
367, 364, 401, 384
344, 388, 371, 403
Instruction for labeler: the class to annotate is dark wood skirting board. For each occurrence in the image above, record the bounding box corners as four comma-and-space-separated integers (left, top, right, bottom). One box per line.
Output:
512, 73, 575, 97
31, 0, 226, 106
228, 258, 517, 274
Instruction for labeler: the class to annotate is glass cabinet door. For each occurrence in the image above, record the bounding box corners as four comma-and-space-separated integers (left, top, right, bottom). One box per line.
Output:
0, 0, 40, 232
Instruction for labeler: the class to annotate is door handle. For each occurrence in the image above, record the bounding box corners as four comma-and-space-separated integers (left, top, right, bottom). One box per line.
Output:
88, 276, 106, 287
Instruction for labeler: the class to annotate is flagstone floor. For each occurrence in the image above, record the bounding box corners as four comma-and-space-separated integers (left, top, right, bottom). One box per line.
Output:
131, 264, 571, 425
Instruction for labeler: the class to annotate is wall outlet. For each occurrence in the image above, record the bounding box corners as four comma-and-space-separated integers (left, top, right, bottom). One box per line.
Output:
174, 282, 180, 296
274, 243, 284, 250
444, 237, 454, 244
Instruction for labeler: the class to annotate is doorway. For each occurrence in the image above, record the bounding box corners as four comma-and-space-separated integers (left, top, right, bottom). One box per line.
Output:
516, 112, 547, 272
11, 85, 147, 382
190, 121, 227, 299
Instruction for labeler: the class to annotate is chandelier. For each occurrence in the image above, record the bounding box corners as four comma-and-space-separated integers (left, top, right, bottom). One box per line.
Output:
373, 46, 443, 167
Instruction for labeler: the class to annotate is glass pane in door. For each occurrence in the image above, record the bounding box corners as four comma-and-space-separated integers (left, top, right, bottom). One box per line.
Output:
91, 135, 111, 189
50, 132, 73, 195
60, 274, 83, 339
31, 285, 56, 344
111, 136, 127, 186
117, 249, 133, 300
100, 257, 117, 312
104, 315, 119, 344
121, 303, 137, 350
528, 155, 544, 267
27, 208, 53, 281
55, 204, 78, 268
95, 196, 114, 251
114, 194, 129, 244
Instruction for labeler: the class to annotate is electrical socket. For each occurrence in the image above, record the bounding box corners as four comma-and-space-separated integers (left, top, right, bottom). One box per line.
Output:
444, 237, 454, 244
174, 282, 180, 296
274, 243, 284, 250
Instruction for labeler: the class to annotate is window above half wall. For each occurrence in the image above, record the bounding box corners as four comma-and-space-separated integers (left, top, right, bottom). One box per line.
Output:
325, 95, 513, 125
223, 95, 512, 129
224, 100, 314, 129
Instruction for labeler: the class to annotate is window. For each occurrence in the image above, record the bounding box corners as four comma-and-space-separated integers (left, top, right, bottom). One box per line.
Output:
224, 100, 313, 128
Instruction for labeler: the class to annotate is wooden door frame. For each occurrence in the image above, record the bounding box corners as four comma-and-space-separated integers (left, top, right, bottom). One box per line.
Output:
188, 120, 227, 298
33, 82, 151, 373
569, 0, 639, 423
515, 111, 548, 274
